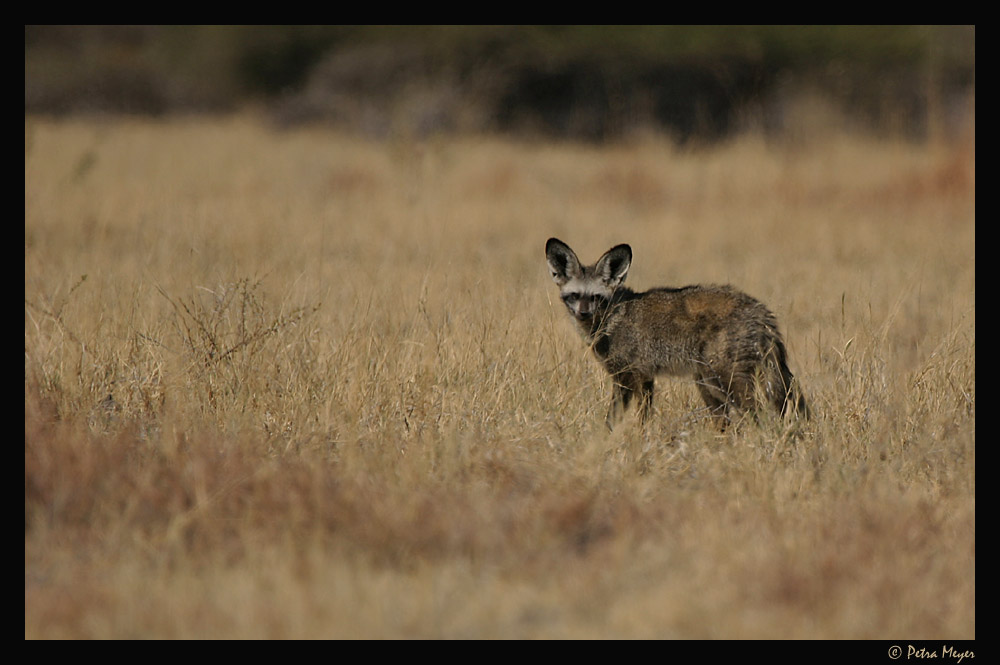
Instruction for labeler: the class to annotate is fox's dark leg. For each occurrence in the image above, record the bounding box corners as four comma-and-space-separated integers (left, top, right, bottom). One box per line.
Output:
636, 378, 654, 425
607, 373, 655, 430
694, 372, 730, 428
606, 380, 632, 431
727, 370, 757, 413
607, 372, 644, 431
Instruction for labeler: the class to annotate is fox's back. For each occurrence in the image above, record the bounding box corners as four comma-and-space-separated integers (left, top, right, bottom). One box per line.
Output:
598, 284, 784, 377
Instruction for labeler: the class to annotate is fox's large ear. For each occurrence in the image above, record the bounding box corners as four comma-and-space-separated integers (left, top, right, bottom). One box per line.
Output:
546, 238, 581, 286
595, 244, 632, 289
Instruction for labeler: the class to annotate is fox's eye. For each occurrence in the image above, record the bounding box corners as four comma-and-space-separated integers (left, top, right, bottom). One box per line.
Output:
563, 294, 579, 304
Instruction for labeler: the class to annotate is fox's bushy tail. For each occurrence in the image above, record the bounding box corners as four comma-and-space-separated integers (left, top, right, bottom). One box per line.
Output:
767, 340, 809, 419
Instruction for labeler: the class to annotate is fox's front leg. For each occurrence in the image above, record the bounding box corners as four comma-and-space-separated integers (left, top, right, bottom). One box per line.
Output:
606, 374, 653, 430
606, 379, 634, 431
637, 378, 654, 425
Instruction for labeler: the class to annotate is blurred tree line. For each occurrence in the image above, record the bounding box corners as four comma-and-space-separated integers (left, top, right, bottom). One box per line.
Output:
24, 25, 975, 143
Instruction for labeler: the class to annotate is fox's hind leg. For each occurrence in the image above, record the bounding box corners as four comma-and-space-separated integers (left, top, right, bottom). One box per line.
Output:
694, 372, 731, 428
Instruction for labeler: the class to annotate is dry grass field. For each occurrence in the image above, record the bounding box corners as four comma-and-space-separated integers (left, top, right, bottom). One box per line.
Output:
25, 115, 974, 639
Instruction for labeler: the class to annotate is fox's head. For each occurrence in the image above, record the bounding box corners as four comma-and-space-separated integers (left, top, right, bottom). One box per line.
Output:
545, 238, 632, 324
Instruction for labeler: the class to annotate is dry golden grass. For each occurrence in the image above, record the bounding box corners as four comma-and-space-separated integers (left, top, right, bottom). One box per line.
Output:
25, 115, 974, 639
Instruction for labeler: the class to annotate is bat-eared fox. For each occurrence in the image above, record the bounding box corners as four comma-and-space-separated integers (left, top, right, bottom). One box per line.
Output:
545, 237, 808, 430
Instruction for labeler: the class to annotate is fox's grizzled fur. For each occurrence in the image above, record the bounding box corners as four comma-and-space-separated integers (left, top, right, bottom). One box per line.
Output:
545, 237, 808, 430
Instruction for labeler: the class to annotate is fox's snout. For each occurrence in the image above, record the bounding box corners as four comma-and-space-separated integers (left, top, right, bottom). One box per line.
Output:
574, 300, 596, 321
561, 293, 601, 322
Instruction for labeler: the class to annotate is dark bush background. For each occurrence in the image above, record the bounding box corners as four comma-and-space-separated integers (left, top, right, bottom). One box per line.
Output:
24, 25, 975, 143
